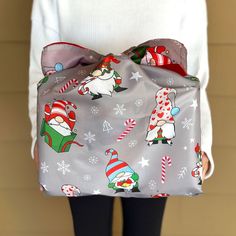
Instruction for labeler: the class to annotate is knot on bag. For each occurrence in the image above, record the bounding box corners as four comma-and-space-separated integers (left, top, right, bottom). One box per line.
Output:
40, 38, 188, 78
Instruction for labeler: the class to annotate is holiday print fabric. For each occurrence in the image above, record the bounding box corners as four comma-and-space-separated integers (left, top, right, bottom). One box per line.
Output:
37, 38, 203, 198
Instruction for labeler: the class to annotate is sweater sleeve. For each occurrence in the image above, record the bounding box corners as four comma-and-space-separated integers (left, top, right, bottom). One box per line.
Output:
196, 1, 214, 180
182, 0, 214, 179
28, 0, 60, 159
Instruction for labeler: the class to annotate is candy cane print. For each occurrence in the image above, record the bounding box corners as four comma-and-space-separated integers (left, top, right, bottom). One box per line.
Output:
59, 78, 79, 93
117, 119, 136, 142
78, 77, 96, 95
161, 156, 172, 184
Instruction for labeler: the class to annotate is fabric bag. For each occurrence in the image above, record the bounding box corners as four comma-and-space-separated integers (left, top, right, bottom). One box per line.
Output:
37, 38, 203, 198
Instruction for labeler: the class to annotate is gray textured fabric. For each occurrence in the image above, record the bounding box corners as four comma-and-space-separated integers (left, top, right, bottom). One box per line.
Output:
37, 39, 203, 198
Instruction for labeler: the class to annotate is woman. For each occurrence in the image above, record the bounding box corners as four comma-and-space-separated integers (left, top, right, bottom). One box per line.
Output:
29, 0, 214, 235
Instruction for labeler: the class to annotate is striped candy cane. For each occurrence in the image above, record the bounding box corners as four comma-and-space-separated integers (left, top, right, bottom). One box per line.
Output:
161, 156, 172, 184
117, 119, 136, 142
59, 78, 79, 93
78, 77, 96, 95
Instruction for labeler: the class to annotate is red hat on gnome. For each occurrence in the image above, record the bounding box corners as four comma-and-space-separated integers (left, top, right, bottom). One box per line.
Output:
153, 88, 176, 124
146, 46, 171, 66
99, 54, 120, 68
44, 100, 77, 130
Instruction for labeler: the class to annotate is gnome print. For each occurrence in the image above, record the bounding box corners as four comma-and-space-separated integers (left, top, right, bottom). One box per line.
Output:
130, 45, 187, 76
78, 54, 127, 100
105, 148, 140, 193
191, 143, 203, 185
141, 45, 172, 66
131, 45, 171, 66
146, 87, 180, 146
40, 99, 83, 153
61, 184, 81, 197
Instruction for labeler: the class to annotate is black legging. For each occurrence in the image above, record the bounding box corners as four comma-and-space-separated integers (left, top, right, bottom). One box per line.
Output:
68, 195, 167, 236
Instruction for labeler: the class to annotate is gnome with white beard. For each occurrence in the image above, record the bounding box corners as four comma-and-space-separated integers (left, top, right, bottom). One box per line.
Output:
40, 99, 83, 152
146, 88, 180, 146
78, 54, 127, 100
44, 100, 77, 136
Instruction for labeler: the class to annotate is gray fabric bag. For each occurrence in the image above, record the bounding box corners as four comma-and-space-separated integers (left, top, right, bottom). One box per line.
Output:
37, 38, 203, 198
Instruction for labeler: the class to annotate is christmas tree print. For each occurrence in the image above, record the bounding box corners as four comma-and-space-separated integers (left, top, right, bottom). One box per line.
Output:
103, 120, 113, 133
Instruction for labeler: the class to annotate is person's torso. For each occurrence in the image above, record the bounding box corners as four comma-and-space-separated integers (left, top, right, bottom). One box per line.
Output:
56, 0, 189, 54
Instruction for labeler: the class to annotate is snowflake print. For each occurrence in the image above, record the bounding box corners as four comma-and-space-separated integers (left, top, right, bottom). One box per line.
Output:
77, 70, 87, 76
55, 76, 65, 84
91, 106, 99, 115
57, 160, 71, 175
113, 104, 126, 115
83, 174, 92, 181
88, 155, 98, 165
183, 84, 193, 91
148, 179, 157, 191
134, 98, 144, 107
138, 157, 150, 168
190, 138, 195, 143
190, 99, 198, 111
167, 78, 174, 86
40, 161, 49, 173
183, 84, 190, 91
55, 77, 60, 84
84, 131, 96, 143
43, 89, 50, 96
181, 118, 193, 130
178, 167, 188, 179
128, 139, 138, 148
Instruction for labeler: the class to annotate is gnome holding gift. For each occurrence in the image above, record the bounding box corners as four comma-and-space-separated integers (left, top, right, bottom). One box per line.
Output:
44, 100, 76, 136
105, 148, 140, 193
146, 87, 180, 146
78, 54, 127, 100
40, 99, 83, 153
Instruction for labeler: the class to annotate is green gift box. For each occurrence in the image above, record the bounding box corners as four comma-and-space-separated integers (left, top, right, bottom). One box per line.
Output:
40, 118, 77, 153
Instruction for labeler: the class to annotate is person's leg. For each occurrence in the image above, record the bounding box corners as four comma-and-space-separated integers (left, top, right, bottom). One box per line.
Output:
121, 197, 168, 236
68, 195, 114, 236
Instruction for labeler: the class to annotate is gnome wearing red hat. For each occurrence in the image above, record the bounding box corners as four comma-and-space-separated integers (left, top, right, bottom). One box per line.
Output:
78, 54, 127, 100
105, 148, 140, 193
141, 45, 172, 66
146, 88, 180, 146
191, 143, 203, 185
44, 100, 77, 136
130, 44, 187, 76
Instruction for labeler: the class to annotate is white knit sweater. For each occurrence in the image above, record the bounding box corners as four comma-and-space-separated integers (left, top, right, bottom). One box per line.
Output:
28, 0, 214, 179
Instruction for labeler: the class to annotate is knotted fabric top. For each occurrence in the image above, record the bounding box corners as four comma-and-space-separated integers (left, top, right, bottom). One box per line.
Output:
41, 38, 188, 78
